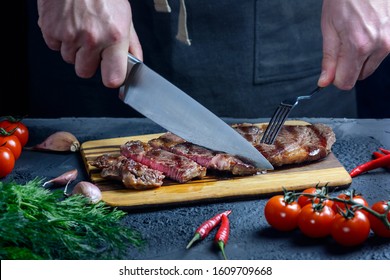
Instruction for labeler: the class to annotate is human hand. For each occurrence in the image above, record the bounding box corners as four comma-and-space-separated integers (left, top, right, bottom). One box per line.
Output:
318, 0, 390, 90
37, 0, 142, 88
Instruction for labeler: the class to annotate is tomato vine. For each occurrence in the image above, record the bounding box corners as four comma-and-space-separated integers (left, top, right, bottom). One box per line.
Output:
264, 186, 390, 246
290, 188, 390, 230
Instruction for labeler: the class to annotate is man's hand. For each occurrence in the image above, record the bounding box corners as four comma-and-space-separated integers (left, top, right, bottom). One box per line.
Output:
318, 0, 390, 90
37, 0, 142, 88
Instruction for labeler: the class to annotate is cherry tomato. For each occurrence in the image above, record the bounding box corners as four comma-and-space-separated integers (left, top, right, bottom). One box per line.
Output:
0, 119, 29, 147
332, 192, 369, 214
264, 195, 302, 231
0, 135, 22, 160
368, 200, 390, 238
297, 187, 318, 207
331, 210, 371, 246
0, 146, 15, 178
298, 203, 335, 238
298, 187, 334, 209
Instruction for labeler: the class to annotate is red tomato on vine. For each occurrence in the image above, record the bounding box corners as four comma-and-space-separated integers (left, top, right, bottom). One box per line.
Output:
331, 210, 371, 246
0, 118, 29, 147
0, 135, 22, 160
368, 200, 390, 238
297, 187, 318, 207
298, 203, 335, 238
332, 191, 369, 215
264, 195, 301, 231
298, 187, 334, 209
0, 146, 15, 178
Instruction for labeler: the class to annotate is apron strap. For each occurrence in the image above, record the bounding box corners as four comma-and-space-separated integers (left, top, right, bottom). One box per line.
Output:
153, 0, 191, 46
176, 0, 191, 45
153, 0, 171, 12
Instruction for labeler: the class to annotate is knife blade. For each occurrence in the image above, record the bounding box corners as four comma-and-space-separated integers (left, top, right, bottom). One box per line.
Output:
119, 54, 273, 170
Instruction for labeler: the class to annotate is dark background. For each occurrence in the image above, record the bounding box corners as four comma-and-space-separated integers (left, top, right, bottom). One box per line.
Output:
6, 1, 390, 118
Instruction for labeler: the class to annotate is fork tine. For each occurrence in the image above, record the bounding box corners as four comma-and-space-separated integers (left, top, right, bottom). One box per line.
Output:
262, 107, 284, 142
261, 86, 323, 144
260, 110, 281, 144
267, 105, 291, 143
265, 107, 289, 143
261, 104, 292, 144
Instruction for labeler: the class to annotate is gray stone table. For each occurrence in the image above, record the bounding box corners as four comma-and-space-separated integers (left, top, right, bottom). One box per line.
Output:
4, 118, 390, 260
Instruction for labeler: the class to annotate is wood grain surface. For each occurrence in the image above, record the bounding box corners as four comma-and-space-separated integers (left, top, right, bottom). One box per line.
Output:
80, 122, 352, 209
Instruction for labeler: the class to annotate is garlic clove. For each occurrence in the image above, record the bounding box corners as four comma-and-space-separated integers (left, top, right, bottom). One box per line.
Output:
71, 181, 102, 203
43, 169, 78, 188
28, 131, 80, 152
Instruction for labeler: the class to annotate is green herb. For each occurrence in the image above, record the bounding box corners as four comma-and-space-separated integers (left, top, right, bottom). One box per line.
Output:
0, 179, 144, 260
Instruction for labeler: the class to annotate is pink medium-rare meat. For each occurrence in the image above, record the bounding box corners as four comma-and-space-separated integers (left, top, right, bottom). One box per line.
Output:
233, 123, 336, 167
149, 132, 257, 175
120, 140, 207, 183
90, 154, 165, 189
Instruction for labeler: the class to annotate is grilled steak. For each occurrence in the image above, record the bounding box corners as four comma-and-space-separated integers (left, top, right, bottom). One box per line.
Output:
91, 122, 336, 190
149, 132, 257, 175
120, 140, 207, 183
233, 123, 336, 166
232, 123, 264, 145
91, 154, 165, 189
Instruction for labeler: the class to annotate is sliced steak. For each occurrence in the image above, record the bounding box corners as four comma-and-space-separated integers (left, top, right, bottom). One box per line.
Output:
251, 123, 336, 167
90, 154, 165, 189
232, 123, 264, 145
149, 132, 257, 175
120, 140, 207, 183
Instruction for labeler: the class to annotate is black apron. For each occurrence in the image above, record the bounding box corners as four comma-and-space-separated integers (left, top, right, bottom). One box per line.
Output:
25, 0, 357, 118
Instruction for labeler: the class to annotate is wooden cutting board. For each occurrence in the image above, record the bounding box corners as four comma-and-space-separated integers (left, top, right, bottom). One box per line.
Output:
80, 121, 352, 209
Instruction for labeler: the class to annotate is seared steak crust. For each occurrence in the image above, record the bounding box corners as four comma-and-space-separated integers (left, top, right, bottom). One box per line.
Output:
120, 140, 207, 183
149, 132, 257, 175
232, 123, 264, 145
233, 123, 336, 167
91, 154, 165, 189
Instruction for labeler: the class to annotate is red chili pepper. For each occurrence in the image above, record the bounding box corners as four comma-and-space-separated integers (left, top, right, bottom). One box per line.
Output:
186, 210, 231, 249
214, 214, 230, 260
373, 151, 390, 169
373, 151, 384, 159
350, 154, 390, 178
379, 148, 390, 155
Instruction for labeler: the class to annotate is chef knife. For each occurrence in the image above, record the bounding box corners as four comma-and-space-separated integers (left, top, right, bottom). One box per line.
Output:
119, 54, 273, 170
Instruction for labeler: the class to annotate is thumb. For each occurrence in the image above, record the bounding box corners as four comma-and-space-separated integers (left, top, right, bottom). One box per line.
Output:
318, 16, 339, 87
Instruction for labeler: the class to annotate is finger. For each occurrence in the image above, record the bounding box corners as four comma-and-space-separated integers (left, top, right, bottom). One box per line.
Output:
41, 33, 62, 51
100, 43, 129, 88
74, 47, 101, 79
60, 43, 78, 64
318, 19, 339, 88
128, 24, 143, 61
333, 41, 368, 90
358, 51, 389, 80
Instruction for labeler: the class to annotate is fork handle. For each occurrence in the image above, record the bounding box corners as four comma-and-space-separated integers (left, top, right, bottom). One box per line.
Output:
297, 86, 323, 101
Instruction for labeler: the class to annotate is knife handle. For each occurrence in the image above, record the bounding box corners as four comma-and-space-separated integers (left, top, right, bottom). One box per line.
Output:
119, 53, 142, 100
125, 53, 142, 76
127, 53, 142, 65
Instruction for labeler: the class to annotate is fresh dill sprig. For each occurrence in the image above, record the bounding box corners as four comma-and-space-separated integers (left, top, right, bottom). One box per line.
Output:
0, 179, 144, 260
